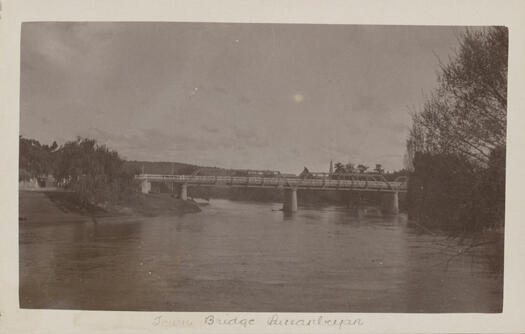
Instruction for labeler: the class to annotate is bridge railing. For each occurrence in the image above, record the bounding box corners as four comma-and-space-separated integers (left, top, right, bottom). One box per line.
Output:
135, 174, 407, 191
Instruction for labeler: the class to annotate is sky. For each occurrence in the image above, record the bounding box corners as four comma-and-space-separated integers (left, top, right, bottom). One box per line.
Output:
20, 22, 465, 174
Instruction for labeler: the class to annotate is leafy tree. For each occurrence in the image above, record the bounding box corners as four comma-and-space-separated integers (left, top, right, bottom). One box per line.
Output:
53, 137, 135, 204
407, 27, 507, 166
334, 162, 346, 174
357, 164, 369, 173
406, 27, 507, 233
374, 164, 384, 174
345, 163, 356, 173
19, 136, 56, 180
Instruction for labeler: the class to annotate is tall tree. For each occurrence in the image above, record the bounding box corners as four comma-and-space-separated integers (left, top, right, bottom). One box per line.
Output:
334, 162, 346, 174
54, 137, 135, 203
406, 27, 507, 233
345, 163, 356, 173
407, 27, 507, 166
357, 164, 369, 173
19, 136, 56, 179
374, 164, 384, 174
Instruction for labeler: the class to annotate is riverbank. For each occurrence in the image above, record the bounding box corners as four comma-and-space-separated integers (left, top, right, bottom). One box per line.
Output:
19, 190, 201, 224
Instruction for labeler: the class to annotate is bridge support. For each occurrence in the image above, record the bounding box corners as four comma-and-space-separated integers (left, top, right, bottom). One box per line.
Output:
283, 188, 298, 213
141, 179, 151, 194
381, 191, 399, 214
180, 183, 188, 201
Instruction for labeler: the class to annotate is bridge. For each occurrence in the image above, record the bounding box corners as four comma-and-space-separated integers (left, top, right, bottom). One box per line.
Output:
135, 172, 407, 214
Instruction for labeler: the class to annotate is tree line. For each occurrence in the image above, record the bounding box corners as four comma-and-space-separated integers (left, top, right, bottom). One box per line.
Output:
20, 136, 137, 205
330, 162, 408, 181
333, 162, 380, 174
406, 27, 507, 233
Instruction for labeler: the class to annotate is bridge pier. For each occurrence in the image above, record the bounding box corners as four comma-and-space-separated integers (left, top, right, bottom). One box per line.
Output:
180, 183, 188, 200
381, 191, 399, 214
141, 179, 151, 194
283, 188, 298, 213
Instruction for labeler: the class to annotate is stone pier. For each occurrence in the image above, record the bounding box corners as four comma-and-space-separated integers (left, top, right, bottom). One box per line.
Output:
141, 179, 151, 194
283, 188, 298, 213
381, 191, 399, 214
179, 183, 188, 201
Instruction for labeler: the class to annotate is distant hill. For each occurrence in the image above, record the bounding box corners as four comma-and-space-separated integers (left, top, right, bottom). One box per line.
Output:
125, 160, 403, 180
124, 160, 232, 176
124, 160, 197, 175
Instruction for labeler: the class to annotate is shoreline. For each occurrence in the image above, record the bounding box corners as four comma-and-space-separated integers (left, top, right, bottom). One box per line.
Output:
19, 190, 201, 225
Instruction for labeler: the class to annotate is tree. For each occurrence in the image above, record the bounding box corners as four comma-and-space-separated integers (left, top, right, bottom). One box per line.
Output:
406, 27, 507, 233
334, 162, 346, 174
374, 164, 384, 174
345, 163, 356, 173
19, 136, 56, 180
357, 164, 369, 173
54, 137, 135, 204
407, 27, 507, 167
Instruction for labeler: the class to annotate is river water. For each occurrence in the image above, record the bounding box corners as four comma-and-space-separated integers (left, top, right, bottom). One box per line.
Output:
19, 199, 503, 312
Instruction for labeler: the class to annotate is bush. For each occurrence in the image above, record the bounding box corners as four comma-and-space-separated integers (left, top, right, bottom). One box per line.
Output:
54, 138, 137, 205
20, 136, 138, 206
407, 146, 505, 232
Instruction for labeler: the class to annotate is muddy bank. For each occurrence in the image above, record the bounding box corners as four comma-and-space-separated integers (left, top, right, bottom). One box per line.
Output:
19, 191, 201, 224
120, 192, 201, 216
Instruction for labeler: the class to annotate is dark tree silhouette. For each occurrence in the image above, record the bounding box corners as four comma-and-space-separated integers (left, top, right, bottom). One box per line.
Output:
20, 136, 136, 205
406, 27, 507, 233
19, 136, 56, 180
53, 137, 136, 204
374, 164, 384, 174
357, 164, 369, 174
345, 163, 356, 173
407, 27, 507, 166
333, 162, 346, 174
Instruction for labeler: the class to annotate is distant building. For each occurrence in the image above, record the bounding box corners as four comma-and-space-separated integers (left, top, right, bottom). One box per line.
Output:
299, 167, 313, 179
19, 177, 39, 190
38, 175, 57, 188
19, 174, 56, 190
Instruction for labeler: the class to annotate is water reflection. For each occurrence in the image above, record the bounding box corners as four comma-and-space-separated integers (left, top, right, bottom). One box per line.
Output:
20, 199, 502, 312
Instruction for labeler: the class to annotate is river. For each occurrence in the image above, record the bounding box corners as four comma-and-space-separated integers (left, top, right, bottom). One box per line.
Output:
19, 199, 503, 312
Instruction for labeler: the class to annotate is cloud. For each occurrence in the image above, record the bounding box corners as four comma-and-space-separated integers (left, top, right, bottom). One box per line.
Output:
20, 23, 462, 172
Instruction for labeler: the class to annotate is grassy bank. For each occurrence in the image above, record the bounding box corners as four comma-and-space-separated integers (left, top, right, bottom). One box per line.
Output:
19, 190, 201, 224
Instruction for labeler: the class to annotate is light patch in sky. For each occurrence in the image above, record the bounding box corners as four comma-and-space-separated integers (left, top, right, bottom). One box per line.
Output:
293, 93, 304, 103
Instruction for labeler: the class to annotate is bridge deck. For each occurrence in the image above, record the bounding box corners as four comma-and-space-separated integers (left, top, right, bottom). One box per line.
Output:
136, 174, 407, 192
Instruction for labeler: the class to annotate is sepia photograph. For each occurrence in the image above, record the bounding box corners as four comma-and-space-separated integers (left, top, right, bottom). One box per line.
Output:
16, 22, 508, 314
